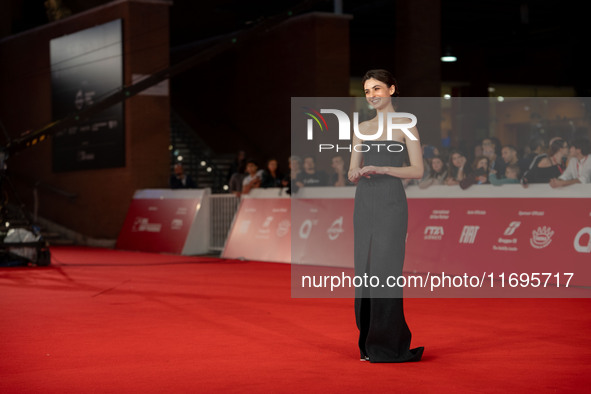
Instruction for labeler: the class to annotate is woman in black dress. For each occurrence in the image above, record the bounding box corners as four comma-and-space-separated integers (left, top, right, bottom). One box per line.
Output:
348, 69, 424, 363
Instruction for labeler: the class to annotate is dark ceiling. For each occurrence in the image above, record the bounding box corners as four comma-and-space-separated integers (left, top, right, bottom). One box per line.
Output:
8, 0, 591, 94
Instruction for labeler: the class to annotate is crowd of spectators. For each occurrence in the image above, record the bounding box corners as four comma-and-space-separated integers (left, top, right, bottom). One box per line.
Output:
224, 135, 591, 196
410, 135, 591, 190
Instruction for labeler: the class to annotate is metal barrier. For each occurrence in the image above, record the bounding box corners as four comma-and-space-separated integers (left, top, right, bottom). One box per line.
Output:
209, 194, 240, 251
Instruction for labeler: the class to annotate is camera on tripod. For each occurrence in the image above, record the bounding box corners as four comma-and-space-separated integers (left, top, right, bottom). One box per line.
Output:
0, 147, 51, 267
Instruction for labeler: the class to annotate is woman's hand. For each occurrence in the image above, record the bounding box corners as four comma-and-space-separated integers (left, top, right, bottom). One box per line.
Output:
360, 165, 381, 177
458, 156, 467, 168
446, 177, 459, 186
348, 168, 363, 184
350, 166, 382, 183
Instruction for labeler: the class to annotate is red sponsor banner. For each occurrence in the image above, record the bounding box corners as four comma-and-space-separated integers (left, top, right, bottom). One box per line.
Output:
405, 198, 591, 287
116, 190, 204, 254
291, 199, 354, 267
222, 198, 291, 262
223, 193, 591, 288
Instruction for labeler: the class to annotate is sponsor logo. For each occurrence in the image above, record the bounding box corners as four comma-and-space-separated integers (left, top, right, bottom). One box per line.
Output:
424, 226, 444, 240
170, 219, 183, 230
574, 227, 591, 253
77, 150, 95, 161
239, 220, 251, 234
493, 222, 521, 252
276, 220, 291, 238
299, 219, 318, 240
327, 217, 344, 241
132, 217, 161, 233
530, 226, 554, 249
459, 225, 479, 244
258, 216, 274, 234
74, 89, 95, 110
503, 221, 521, 236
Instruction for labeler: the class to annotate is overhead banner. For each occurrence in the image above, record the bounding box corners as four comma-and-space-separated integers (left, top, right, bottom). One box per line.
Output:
50, 19, 124, 172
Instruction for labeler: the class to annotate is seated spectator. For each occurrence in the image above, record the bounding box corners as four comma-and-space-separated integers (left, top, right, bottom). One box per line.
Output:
242, 159, 264, 195
445, 150, 467, 185
550, 138, 591, 187
261, 158, 283, 188
460, 156, 490, 189
295, 155, 328, 188
169, 163, 197, 189
330, 155, 350, 187
419, 155, 447, 189
490, 164, 521, 185
282, 156, 302, 194
472, 140, 483, 163
501, 145, 519, 167
521, 138, 567, 185
408, 144, 438, 186
227, 150, 246, 182
228, 162, 246, 196
519, 137, 546, 174
482, 137, 506, 179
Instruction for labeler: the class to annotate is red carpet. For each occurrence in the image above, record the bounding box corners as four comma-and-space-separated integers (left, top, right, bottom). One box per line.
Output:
1, 246, 589, 393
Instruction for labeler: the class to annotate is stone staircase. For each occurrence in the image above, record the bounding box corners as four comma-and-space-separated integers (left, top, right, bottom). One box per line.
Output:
170, 111, 235, 192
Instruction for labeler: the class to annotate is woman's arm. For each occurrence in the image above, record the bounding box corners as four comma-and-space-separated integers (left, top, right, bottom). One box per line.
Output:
348, 132, 365, 183
357, 126, 424, 179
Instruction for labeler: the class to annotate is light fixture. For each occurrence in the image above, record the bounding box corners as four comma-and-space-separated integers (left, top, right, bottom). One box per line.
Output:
441, 47, 457, 62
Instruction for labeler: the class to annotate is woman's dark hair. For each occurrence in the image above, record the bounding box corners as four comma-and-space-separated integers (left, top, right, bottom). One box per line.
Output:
548, 138, 566, 158
529, 137, 546, 152
572, 138, 591, 156
472, 155, 490, 171
429, 155, 447, 176
362, 69, 400, 97
483, 137, 502, 156
447, 149, 465, 178
246, 158, 258, 168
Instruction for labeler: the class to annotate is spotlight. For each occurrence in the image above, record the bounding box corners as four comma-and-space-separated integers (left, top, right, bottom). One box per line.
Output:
441, 48, 457, 62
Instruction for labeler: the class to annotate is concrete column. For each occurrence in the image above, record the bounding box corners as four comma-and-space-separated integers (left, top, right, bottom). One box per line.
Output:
395, 0, 442, 146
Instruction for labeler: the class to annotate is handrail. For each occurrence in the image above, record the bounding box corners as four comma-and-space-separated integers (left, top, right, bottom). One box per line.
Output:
30, 180, 78, 223
33, 180, 78, 200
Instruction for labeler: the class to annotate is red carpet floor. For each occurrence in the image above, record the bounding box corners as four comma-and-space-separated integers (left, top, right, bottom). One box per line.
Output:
1, 246, 590, 393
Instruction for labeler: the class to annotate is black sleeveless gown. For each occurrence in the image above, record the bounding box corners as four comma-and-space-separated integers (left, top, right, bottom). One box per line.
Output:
353, 142, 424, 363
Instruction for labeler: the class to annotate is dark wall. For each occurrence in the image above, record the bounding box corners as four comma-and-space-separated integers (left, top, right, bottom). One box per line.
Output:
171, 12, 352, 167
0, 0, 171, 238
